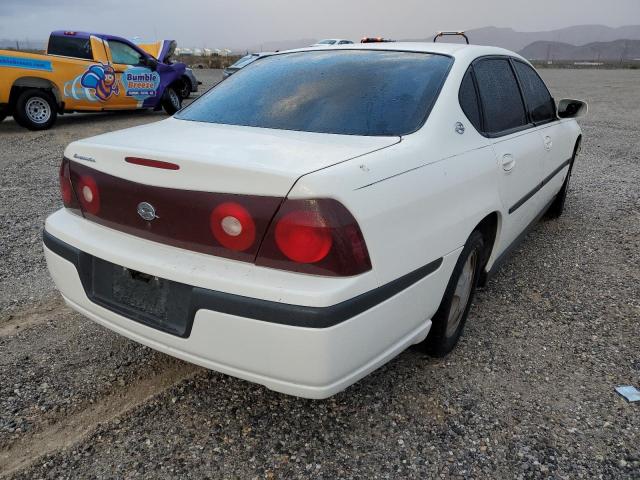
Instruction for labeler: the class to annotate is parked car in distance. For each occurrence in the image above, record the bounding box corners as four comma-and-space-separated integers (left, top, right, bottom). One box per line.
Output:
45, 42, 586, 399
310, 39, 354, 47
222, 52, 273, 78
137, 39, 201, 99
0, 31, 187, 130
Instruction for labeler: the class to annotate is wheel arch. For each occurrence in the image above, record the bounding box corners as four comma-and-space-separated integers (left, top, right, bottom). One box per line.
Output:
472, 211, 502, 286
10, 77, 62, 110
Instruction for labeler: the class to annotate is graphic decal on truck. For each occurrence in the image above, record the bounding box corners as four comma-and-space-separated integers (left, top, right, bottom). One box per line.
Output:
123, 67, 160, 100
63, 64, 120, 102
0, 55, 53, 71
80, 64, 120, 101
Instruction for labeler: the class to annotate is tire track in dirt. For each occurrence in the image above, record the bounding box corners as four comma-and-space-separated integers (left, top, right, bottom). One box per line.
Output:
0, 360, 202, 477
0, 297, 65, 337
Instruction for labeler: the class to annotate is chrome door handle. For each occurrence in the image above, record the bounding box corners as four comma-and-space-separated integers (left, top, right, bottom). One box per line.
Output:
501, 153, 516, 172
544, 136, 553, 151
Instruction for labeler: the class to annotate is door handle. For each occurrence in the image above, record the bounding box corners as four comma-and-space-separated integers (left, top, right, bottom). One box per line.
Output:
544, 136, 553, 151
501, 153, 516, 172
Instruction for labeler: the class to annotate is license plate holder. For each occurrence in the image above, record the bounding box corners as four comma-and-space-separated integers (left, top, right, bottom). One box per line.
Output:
90, 258, 193, 337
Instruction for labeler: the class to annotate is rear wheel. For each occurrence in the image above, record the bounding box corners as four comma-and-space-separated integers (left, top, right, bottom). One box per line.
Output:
161, 87, 182, 115
14, 89, 57, 130
421, 231, 484, 357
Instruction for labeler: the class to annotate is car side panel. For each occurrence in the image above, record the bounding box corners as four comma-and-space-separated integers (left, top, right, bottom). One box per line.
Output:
490, 129, 545, 256
537, 119, 581, 202
289, 135, 502, 300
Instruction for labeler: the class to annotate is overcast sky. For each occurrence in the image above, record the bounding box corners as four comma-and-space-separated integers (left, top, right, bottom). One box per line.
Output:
1, 0, 639, 49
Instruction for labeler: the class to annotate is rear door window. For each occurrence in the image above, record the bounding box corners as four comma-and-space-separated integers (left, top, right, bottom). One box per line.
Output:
47, 35, 93, 60
513, 61, 556, 123
474, 58, 528, 135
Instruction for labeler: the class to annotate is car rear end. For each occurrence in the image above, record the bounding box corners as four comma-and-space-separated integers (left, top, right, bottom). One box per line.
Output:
44, 47, 456, 398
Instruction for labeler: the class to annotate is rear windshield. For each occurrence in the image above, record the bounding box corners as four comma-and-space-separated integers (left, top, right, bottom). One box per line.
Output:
47, 35, 93, 60
230, 54, 259, 69
176, 50, 453, 136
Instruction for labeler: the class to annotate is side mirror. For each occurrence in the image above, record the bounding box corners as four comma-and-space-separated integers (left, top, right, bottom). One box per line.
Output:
557, 98, 588, 119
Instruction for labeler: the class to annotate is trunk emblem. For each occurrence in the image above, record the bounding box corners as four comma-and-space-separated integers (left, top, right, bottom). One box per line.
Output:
137, 202, 158, 221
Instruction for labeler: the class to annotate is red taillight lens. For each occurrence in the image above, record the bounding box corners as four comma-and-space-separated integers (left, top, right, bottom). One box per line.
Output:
210, 202, 256, 251
59, 159, 73, 206
76, 175, 100, 215
275, 210, 333, 263
257, 199, 371, 276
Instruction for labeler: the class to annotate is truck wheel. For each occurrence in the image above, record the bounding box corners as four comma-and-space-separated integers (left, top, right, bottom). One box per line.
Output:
179, 78, 191, 99
14, 89, 57, 130
161, 87, 182, 115
421, 230, 484, 357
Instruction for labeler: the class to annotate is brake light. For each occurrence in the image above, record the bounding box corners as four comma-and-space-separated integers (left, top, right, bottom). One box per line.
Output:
125, 157, 180, 170
275, 210, 333, 263
257, 199, 371, 276
210, 202, 256, 251
77, 175, 100, 215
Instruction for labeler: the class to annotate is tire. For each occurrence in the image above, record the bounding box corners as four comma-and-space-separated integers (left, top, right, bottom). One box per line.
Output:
545, 139, 581, 219
179, 78, 191, 99
421, 231, 485, 357
14, 89, 57, 130
161, 87, 182, 115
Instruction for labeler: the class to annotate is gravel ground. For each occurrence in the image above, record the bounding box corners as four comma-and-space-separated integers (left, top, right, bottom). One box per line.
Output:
0, 69, 638, 479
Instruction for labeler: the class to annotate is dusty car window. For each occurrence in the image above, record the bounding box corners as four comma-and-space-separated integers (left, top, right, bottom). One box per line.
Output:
176, 50, 453, 136
459, 69, 482, 132
513, 61, 556, 123
474, 58, 528, 134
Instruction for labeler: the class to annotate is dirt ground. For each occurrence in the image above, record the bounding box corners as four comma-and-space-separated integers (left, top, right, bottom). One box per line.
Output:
0, 69, 638, 479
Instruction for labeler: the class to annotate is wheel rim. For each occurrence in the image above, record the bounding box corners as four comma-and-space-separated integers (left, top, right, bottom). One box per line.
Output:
169, 89, 180, 109
181, 84, 190, 98
446, 249, 478, 337
25, 97, 51, 124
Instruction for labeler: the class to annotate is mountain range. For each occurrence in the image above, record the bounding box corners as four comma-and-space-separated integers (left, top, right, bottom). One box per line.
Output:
3, 25, 640, 61
411, 24, 640, 51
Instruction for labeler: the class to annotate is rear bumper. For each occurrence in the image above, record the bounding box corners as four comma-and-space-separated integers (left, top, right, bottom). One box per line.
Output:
43, 210, 458, 398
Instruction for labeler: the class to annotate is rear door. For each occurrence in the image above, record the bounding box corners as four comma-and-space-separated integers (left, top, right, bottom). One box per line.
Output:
472, 57, 544, 251
511, 60, 573, 201
48, 34, 104, 111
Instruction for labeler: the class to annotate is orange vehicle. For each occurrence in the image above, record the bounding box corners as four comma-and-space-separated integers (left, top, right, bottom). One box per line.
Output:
0, 31, 186, 130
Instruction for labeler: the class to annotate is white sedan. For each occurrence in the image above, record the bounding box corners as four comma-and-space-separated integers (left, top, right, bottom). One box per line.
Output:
44, 42, 586, 398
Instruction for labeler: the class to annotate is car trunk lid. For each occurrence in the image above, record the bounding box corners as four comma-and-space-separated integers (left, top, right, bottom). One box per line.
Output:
65, 117, 399, 196
63, 118, 399, 261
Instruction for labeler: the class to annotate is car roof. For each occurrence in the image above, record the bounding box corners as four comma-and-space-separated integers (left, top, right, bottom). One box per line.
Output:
280, 42, 525, 63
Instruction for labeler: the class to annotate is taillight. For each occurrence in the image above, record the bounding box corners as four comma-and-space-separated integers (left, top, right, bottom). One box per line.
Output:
59, 159, 73, 206
210, 202, 256, 251
274, 210, 333, 263
61, 159, 371, 277
256, 199, 371, 277
76, 175, 100, 215
59, 158, 82, 211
